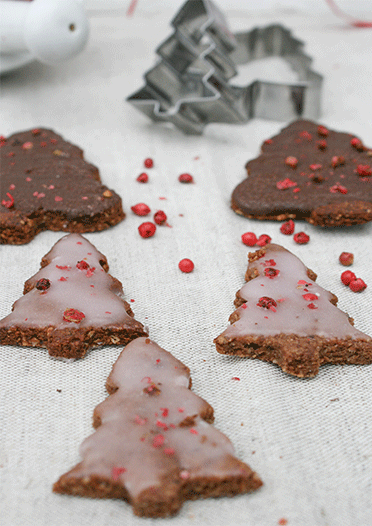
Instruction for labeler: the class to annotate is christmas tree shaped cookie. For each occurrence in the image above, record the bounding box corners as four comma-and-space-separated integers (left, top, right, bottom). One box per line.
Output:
231, 120, 372, 226
0, 128, 124, 244
53, 338, 262, 517
215, 244, 372, 377
0, 234, 147, 359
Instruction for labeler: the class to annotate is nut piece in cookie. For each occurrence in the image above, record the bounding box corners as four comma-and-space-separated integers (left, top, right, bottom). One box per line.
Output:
231, 120, 372, 226
0, 233, 147, 359
214, 244, 372, 377
0, 128, 124, 244
53, 338, 262, 517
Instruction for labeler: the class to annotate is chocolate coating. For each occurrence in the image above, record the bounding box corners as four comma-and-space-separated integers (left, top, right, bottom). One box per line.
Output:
231, 120, 372, 226
0, 128, 125, 244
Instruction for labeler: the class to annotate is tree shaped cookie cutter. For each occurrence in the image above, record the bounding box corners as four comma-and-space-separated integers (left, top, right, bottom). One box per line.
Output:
127, 0, 323, 135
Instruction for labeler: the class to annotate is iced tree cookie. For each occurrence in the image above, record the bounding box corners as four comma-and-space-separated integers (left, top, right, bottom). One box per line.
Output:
0, 233, 147, 359
54, 338, 262, 517
215, 244, 372, 377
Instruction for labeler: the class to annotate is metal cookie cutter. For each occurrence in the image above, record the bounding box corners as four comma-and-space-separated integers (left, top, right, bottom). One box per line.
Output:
127, 0, 323, 135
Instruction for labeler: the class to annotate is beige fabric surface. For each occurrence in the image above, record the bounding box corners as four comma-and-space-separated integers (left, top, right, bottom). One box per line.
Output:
1, 2, 372, 525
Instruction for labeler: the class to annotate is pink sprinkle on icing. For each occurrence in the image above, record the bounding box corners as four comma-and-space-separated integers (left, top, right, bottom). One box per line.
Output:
111, 466, 126, 481
161, 407, 169, 417
152, 434, 165, 448
302, 293, 318, 301
307, 303, 318, 309
55, 196, 63, 202
190, 428, 198, 435
232, 377, 240, 381
156, 420, 168, 429
180, 470, 190, 480
263, 259, 276, 267
134, 415, 147, 425
163, 448, 175, 455
178, 407, 185, 413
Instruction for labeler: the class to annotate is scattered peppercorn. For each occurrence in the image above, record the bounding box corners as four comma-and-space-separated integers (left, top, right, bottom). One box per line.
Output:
341, 270, 356, 286
293, 232, 310, 244
349, 278, 367, 292
241, 232, 257, 246
154, 210, 167, 225
144, 158, 154, 168
136, 172, 149, 183
131, 203, 151, 216
339, 252, 354, 266
138, 222, 156, 238
178, 173, 193, 183
178, 258, 194, 273
280, 219, 295, 235
256, 234, 272, 247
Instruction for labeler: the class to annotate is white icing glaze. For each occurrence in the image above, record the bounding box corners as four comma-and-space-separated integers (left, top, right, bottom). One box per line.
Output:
64, 338, 247, 499
222, 244, 370, 340
0, 233, 134, 329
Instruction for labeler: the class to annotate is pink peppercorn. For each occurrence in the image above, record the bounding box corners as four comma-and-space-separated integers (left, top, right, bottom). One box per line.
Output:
339, 252, 354, 266
280, 220, 295, 235
178, 259, 194, 273
137, 172, 149, 183
241, 232, 257, 246
138, 222, 156, 238
285, 156, 298, 168
256, 234, 272, 247
144, 158, 154, 168
154, 210, 167, 225
349, 278, 367, 292
131, 203, 151, 216
178, 173, 193, 183
293, 232, 310, 244
341, 270, 356, 286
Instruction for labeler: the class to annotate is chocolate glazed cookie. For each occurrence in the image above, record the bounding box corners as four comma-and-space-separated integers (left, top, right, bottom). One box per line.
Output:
232, 120, 372, 226
0, 129, 125, 244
